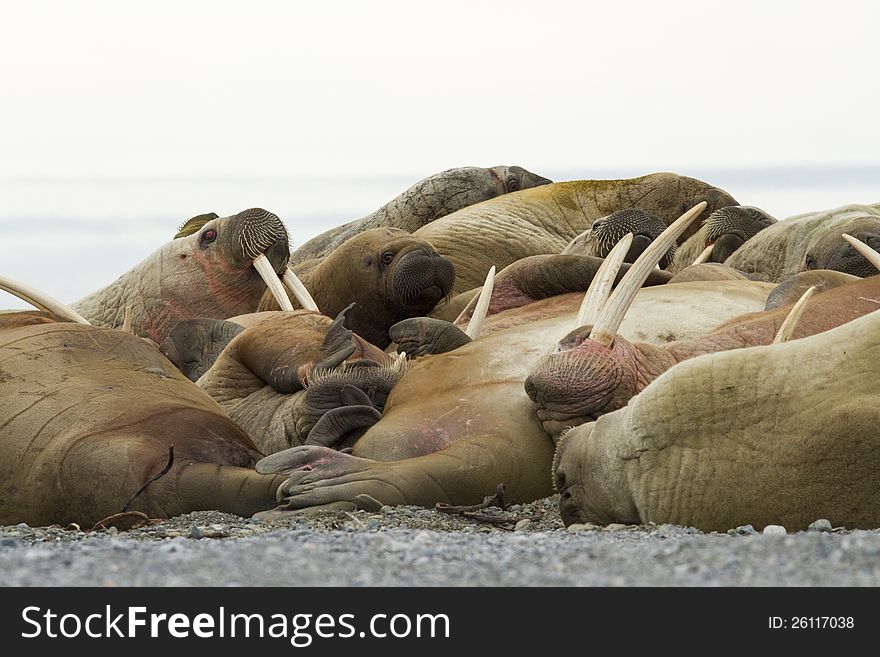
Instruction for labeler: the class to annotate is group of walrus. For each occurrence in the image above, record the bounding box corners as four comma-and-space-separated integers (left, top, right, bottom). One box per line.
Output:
2, 166, 879, 532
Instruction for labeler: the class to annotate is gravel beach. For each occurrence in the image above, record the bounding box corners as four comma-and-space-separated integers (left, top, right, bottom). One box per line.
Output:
2, 496, 879, 587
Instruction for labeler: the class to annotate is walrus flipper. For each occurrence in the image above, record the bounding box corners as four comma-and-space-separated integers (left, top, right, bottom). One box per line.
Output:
160, 318, 245, 381
389, 317, 471, 358
315, 303, 357, 369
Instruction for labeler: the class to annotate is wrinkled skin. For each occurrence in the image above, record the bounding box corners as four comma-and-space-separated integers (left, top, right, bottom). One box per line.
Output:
72, 208, 290, 344
252, 277, 771, 516
0, 317, 286, 526
726, 204, 880, 281
259, 228, 455, 348
562, 208, 675, 269
289, 165, 551, 267
670, 206, 777, 273
417, 172, 737, 295
554, 310, 880, 531
526, 274, 880, 439
764, 270, 859, 310
194, 309, 400, 455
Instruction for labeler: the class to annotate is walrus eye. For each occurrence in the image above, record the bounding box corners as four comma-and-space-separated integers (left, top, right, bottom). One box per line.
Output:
805, 254, 816, 269
592, 219, 605, 230
200, 229, 217, 246
506, 177, 520, 191
381, 251, 395, 265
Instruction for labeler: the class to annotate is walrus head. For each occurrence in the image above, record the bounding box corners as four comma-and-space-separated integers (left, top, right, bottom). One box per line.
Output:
567, 208, 674, 268
380, 232, 456, 313
700, 206, 777, 264
804, 218, 880, 277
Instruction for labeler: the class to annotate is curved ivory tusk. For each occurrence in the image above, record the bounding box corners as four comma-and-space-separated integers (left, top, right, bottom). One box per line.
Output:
842, 234, 880, 273
692, 243, 715, 266
0, 274, 91, 325
121, 305, 133, 333
575, 233, 633, 329
282, 267, 320, 313
773, 286, 816, 344
588, 201, 708, 346
465, 266, 496, 339
253, 254, 294, 312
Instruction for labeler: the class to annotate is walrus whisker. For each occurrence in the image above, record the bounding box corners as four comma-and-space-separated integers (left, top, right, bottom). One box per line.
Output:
589, 201, 707, 346
282, 267, 320, 312
465, 265, 495, 339
692, 243, 715, 266
773, 286, 817, 344
121, 444, 175, 513
253, 254, 294, 311
0, 274, 91, 325
842, 233, 880, 272
576, 233, 633, 329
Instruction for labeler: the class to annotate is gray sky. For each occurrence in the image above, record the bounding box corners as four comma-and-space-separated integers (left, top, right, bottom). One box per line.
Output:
2, 0, 878, 178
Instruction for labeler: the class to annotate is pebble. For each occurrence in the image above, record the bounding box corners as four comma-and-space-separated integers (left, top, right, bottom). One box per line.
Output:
354, 494, 384, 512
605, 523, 627, 531
730, 525, 757, 535
188, 524, 202, 540
808, 519, 833, 533
514, 519, 532, 531
763, 525, 787, 536
566, 523, 594, 533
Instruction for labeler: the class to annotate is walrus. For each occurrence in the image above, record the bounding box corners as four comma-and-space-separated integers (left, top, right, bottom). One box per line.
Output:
258, 228, 455, 348
552, 305, 880, 531
725, 204, 880, 281
288, 165, 552, 266
413, 172, 738, 295
249, 206, 773, 514
669, 206, 777, 273
0, 280, 287, 527
70, 208, 298, 344
561, 208, 675, 269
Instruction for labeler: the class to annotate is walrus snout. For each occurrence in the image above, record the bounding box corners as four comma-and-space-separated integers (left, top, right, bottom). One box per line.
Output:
230, 208, 291, 269
392, 248, 456, 308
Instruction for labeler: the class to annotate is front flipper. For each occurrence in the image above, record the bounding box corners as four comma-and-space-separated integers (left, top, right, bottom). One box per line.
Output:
255, 446, 395, 509
389, 317, 471, 358
161, 318, 245, 381
305, 385, 382, 450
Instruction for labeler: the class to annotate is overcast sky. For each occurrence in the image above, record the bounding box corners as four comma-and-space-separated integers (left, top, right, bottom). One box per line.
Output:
2, 0, 878, 179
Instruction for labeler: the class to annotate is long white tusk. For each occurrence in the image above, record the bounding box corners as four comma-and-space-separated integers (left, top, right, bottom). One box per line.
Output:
588, 201, 708, 346
252, 254, 294, 311
282, 267, 320, 312
0, 274, 91, 325
842, 234, 880, 273
773, 286, 816, 344
692, 243, 715, 266
465, 266, 495, 339
121, 305, 133, 333
575, 233, 633, 329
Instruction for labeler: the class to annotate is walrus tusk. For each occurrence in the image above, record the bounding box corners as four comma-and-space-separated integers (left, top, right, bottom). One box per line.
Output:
773, 286, 817, 344
282, 267, 320, 313
0, 274, 91, 325
121, 305, 133, 333
692, 243, 715, 266
842, 234, 880, 273
589, 201, 708, 346
252, 254, 294, 312
465, 266, 496, 339
575, 233, 633, 329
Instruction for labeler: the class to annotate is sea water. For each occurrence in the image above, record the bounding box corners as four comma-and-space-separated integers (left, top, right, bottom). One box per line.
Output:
1, 167, 878, 309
